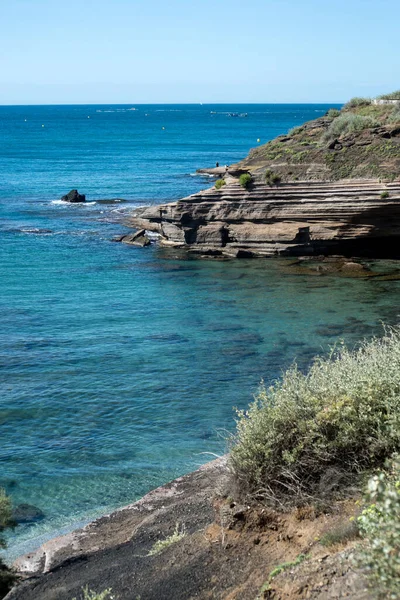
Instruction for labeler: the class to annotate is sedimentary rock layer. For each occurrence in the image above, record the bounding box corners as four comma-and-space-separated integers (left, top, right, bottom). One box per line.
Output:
128, 179, 400, 258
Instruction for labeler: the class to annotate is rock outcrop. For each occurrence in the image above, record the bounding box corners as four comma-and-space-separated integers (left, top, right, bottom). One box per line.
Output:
126, 97, 400, 259
61, 189, 86, 203
119, 229, 151, 247
129, 179, 400, 258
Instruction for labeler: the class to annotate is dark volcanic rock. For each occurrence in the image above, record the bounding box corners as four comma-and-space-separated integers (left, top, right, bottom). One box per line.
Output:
12, 504, 45, 524
61, 189, 86, 203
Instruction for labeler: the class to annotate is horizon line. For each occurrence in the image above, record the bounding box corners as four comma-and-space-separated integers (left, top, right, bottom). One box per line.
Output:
0, 101, 344, 107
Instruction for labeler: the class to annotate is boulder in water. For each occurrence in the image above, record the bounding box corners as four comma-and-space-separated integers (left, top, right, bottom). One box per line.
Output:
120, 229, 151, 247
61, 189, 86, 203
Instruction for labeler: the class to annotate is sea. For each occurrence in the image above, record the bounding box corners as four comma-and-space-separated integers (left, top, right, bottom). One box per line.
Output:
1, 103, 400, 559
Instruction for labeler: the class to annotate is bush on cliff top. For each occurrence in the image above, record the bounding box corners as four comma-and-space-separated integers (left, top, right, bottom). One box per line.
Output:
344, 96, 371, 109
377, 90, 400, 100
326, 108, 341, 119
322, 113, 379, 144
230, 328, 400, 505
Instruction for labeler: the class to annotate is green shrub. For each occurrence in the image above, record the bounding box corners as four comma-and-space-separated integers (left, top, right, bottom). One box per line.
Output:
344, 97, 371, 109
239, 173, 252, 189
230, 329, 400, 505
358, 457, 400, 599
265, 169, 281, 186
322, 113, 379, 143
326, 108, 341, 118
381, 190, 389, 199
215, 178, 226, 190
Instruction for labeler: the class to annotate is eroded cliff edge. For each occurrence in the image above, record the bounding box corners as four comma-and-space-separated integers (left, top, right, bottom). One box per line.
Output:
128, 98, 400, 258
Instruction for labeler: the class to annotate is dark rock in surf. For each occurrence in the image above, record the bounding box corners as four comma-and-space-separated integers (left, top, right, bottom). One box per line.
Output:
61, 189, 86, 203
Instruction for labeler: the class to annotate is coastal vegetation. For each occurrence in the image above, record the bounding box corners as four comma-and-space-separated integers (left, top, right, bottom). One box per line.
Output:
343, 96, 371, 109
358, 458, 400, 598
230, 328, 400, 597
326, 108, 340, 118
241, 90, 400, 182
321, 113, 379, 143
148, 523, 186, 556
377, 90, 400, 100
264, 169, 281, 186
231, 328, 400, 505
239, 173, 252, 189
215, 178, 226, 190
256, 553, 309, 598
72, 587, 114, 600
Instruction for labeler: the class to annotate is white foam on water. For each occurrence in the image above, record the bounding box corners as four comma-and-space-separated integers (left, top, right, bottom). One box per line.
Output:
51, 200, 97, 206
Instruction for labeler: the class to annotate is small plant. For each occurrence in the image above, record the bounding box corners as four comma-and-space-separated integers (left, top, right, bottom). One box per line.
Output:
319, 520, 359, 547
265, 169, 281, 186
72, 586, 114, 600
148, 523, 186, 556
380, 190, 389, 199
326, 108, 341, 118
215, 178, 226, 190
358, 457, 400, 599
239, 173, 252, 189
257, 554, 309, 598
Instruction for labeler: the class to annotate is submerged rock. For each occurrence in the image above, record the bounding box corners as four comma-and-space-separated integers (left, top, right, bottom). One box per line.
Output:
12, 504, 45, 524
61, 189, 86, 203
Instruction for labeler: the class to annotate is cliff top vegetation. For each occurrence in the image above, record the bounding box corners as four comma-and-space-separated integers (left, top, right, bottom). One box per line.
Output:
239, 91, 400, 182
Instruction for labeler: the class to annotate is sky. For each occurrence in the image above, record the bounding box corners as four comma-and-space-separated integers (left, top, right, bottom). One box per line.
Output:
1, 0, 400, 104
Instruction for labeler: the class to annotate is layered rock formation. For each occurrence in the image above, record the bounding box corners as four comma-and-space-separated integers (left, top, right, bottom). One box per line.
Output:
129, 179, 400, 258
127, 98, 400, 258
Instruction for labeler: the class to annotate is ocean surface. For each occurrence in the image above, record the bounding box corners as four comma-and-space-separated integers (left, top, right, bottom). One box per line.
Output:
1, 103, 400, 559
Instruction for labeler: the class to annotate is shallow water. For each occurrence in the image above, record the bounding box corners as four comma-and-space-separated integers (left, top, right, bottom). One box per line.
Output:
1, 103, 400, 559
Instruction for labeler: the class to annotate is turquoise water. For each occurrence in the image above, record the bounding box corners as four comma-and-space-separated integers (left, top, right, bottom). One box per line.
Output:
2, 103, 400, 559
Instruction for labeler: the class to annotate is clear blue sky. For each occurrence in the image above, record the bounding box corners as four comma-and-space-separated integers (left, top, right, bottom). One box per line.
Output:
1, 0, 399, 104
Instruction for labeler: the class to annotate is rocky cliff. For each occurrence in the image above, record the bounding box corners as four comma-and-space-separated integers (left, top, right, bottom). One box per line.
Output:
128, 96, 400, 258
129, 179, 400, 258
